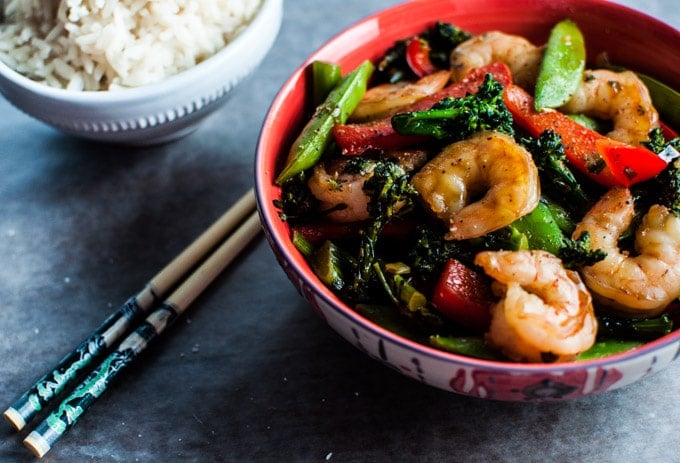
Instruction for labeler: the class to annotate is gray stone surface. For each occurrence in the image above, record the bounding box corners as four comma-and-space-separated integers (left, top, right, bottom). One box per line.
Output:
1, 1, 679, 461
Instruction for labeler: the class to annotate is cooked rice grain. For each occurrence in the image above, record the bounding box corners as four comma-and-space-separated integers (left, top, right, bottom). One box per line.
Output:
0, 0, 262, 90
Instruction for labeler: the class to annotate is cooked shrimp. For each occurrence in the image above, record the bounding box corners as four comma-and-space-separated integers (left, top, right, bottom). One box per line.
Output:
450, 31, 544, 90
560, 69, 659, 146
573, 187, 680, 317
307, 160, 374, 223
349, 70, 451, 122
474, 250, 597, 363
411, 130, 540, 240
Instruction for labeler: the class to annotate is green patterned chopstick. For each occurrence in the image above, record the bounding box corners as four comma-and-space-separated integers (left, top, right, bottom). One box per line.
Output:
4, 189, 257, 432
23, 210, 261, 458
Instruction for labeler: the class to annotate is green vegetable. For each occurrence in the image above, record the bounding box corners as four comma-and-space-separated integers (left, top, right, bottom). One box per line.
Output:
309, 240, 348, 292
311, 60, 342, 106
576, 340, 644, 360
508, 201, 565, 255
391, 74, 514, 141
648, 157, 680, 217
373, 262, 427, 312
643, 127, 680, 156
276, 60, 374, 185
522, 130, 593, 216
429, 335, 503, 360
597, 313, 673, 341
273, 174, 318, 222
558, 231, 606, 269
374, 21, 471, 84
291, 229, 315, 257
421, 21, 472, 69
534, 19, 586, 110
568, 113, 606, 132
540, 196, 576, 235
344, 158, 417, 294
409, 225, 472, 279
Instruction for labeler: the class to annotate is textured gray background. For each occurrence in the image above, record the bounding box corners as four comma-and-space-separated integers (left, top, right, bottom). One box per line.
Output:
1, 1, 679, 461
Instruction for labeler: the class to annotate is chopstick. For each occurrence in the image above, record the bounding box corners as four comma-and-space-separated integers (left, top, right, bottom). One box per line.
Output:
4, 189, 261, 457
4, 188, 257, 432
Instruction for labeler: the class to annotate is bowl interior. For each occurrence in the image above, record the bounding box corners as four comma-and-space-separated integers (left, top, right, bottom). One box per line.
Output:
256, 0, 680, 375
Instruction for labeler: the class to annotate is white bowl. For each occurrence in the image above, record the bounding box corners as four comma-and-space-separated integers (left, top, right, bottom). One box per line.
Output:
0, 0, 282, 145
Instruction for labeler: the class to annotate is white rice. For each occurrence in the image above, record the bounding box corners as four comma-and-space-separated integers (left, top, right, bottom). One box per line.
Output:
0, 0, 262, 91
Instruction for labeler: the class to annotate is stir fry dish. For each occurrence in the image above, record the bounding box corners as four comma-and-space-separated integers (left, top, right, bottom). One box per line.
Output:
274, 20, 680, 363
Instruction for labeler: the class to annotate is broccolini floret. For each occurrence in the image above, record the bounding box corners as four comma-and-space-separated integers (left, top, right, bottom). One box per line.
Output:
421, 21, 473, 69
374, 21, 471, 84
343, 158, 418, 295
391, 74, 514, 141
522, 130, 593, 215
643, 127, 680, 156
409, 225, 473, 280
274, 174, 318, 222
649, 157, 680, 217
558, 231, 607, 269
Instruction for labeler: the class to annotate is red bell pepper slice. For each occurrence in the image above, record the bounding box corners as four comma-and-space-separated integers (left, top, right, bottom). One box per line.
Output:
405, 38, 437, 77
431, 259, 494, 333
333, 62, 513, 156
503, 84, 667, 188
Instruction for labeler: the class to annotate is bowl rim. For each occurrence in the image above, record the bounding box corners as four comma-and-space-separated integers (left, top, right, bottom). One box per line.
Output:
0, 0, 281, 102
256, 0, 680, 374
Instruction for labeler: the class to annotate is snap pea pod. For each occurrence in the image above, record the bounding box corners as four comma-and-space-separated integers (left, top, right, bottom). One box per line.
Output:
540, 196, 576, 235
291, 229, 315, 257
276, 60, 374, 185
534, 19, 585, 110
309, 240, 349, 292
311, 60, 342, 106
568, 113, 604, 132
429, 336, 503, 361
509, 200, 565, 255
576, 340, 644, 360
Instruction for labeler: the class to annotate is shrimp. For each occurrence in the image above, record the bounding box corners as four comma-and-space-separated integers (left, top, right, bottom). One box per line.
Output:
450, 31, 544, 90
474, 250, 597, 363
349, 70, 451, 122
307, 155, 424, 223
572, 187, 680, 317
560, 69, 659, 146
307, 160, 374, 223
411, 130, 540, 240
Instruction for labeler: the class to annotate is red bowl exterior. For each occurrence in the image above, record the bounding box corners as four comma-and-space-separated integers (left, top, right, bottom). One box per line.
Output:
256, 0, 680, 401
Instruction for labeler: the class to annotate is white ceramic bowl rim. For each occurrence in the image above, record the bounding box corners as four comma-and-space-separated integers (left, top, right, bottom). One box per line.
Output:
256, 0, 680, 376
0, 0, 279, 103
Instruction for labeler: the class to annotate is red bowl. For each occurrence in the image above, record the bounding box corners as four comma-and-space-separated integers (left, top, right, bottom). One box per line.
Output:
255, 0, 680, 401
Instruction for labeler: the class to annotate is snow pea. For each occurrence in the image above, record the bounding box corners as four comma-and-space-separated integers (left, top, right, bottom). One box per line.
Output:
534, 19, 585, 110
509, 201, 564, 255
429, 336, 503, 361
576, 340, 644, 360
311, 60, 341, 106
276, 60, 374, 185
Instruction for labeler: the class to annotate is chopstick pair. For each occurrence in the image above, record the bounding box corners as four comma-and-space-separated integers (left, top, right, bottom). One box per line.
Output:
3, 188, 261, 458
